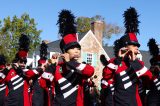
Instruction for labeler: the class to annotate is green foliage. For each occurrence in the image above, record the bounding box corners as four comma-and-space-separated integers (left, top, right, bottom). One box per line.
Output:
76, 17, 91, 34
0, 13, 42, 63
76, 15, 123, 39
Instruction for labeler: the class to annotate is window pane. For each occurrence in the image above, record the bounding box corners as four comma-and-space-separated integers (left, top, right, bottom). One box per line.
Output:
86, 53, 92, 65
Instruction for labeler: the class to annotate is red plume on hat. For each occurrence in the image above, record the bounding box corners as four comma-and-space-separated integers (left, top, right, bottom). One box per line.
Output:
13, 34, 30, 62
0, 54, 6, 69
57, 9, 80, 53
38, 41, 48, 64
120, 7, 140, 47
147, 38, 160, 65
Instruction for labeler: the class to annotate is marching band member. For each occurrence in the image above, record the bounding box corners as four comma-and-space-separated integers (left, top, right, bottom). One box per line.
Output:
100, 54, 114, 106
103, 7, 153, 106
32, 41, 49, 106
146, 38, 160, 106
51, 9, 94, 106
0, 34, 47, 106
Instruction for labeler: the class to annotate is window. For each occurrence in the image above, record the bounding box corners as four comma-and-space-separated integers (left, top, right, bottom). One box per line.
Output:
82, 52, 97, 67
87, 53, 93, 65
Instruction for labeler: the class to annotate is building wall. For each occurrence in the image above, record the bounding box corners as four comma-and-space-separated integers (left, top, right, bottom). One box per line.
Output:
80, 32, 107, 88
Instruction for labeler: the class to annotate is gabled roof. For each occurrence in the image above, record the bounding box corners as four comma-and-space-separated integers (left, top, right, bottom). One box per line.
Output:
33, 40, 62, 56
140, 50, 152, 68
78, 32, 87, 41
79, 30, 110, 59
47, 40, 62, 53
103, 46, 115, 58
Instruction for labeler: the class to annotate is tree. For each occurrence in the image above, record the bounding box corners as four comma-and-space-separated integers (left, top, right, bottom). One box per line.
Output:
76, 15, 123, 41
76, 17, 91, 34
104, 23, 123, 39
0, 13, 42, 63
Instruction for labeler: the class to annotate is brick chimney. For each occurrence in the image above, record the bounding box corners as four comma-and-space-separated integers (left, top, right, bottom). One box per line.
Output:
91, 21, 104, 46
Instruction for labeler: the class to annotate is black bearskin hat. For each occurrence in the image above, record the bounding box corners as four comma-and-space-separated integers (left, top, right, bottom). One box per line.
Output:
13, 34, 30, 63
57, 9, 80, 53
38, 41, 48, 64
147, 38, 160, 65
120, 7, 140, 47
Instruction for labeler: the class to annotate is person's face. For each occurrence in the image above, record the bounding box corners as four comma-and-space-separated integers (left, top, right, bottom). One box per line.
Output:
126, 45, 139, 54
18, 59, 27, 69
67, 47, 81, 61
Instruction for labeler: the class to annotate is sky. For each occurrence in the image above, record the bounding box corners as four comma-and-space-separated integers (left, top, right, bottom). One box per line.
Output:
0, 0, 160, 51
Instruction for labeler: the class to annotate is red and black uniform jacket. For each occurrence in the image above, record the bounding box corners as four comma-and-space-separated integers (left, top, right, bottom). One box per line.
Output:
104, 57, 153, 106
39, 77, 55, 106
0, 82, 7, 106
32, 77, 46, 106
0, 67, 43, 106
83, 79, 95, 106
101, 63, 115, 106
34, 64, 56, 106
40, 61, 94, 106
146, 67, 160, 105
